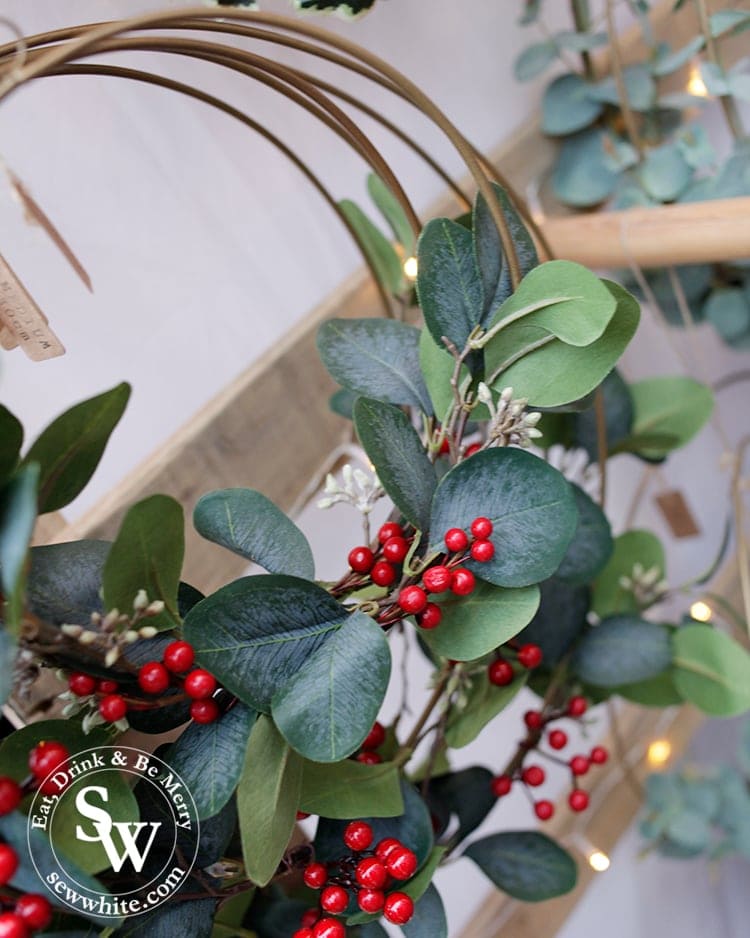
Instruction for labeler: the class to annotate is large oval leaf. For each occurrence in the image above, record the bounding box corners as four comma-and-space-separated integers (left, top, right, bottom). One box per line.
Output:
672, 625, 750, 716
572, 368, 634, 461
624, 376, 714, 459
555, 483, 613, 585
553, 128, 620, 207
428, 448, 577, 588
0, 463, 39, 627
193, 488, 314, 579
0, 404, 23, 485
26, 540, 109, 626
573, 615, 673, 687
272, 611, 391, 762
592, 529, 665, 618
445, 672, 526, 748
516, 577, 589, 666
402, 883, 447, 938
183, 575, 348, 711
542, 73, 603, 135
299, 758, 403, 819
339, 199, 403, 295
465, 831, 577, 901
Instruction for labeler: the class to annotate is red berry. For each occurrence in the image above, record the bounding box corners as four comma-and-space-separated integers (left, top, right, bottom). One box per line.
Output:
355, 856, 387, 888
567, 695, 587, 717
320, 885, 348, 914
296, 811, 310, 820
383, 892, 414, 925
138, 661, 170, 695
163, 640, 195, 673
444, 528, 469, 553
548, 729, 568, 750
14, 894, 52, 930
590, 746, 608, 765
348, 546, 374, 574
312, 919, 345, 938
570, 755, 590, 777
303, 863, 327, 889
96, 679, 118, 694
422, 565, 452, 593
0, 778, 22, 816
382, 537, 409, 563
300, 909, 319, 928
569, 789, 589, 812
29, 741, 69, 780
378, 523, 403, 544
488, 659, 514, 687
518, 643, 543, 669
0, 913, 27, 938
470, 539, 495, 562
524, 710, 543, 730
293, 929, 313, 938
491, 774, 512, 797
471, 517, 493, 539
190, 699, 219, 724
184, 669, 217, 700
439, 437, 450, 455
362, 721, 386, 751
343, 820, 373, 852
68, 672, 96, 696
99, 694, 127, 723
357, 888, 385, 913
375, 837, 401, 863
535, 800, 554, 821
450, 568, 475, 596
398, 585, 427, 615
464, 442, 482, 457
385, 846, 417, 880
356, 751, 382, 765
522, 765, 545, 787
0, 844, 19, 886
370, 561, 396, 587
418, 603, 442, 630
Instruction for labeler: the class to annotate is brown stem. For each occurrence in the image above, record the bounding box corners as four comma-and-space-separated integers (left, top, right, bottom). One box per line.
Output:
571, 0, 595, 80
695, 0, 746, 141
605, 0, 645, 158
594, 384, 608, 509
394, 665, 453, 766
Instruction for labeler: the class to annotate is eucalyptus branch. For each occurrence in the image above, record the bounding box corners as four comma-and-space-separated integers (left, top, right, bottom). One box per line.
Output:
571, 0, 596, 80
394, 665, 453, 767
694, 0, 746, 141
605, 0, 645, 158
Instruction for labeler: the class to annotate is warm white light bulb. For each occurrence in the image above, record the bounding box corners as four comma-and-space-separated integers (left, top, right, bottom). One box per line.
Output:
687, 67, 708, 98
647, 739, 672, 766
690, 600, 712, 622
588, 850, 610, 873
403, 256, 418, 281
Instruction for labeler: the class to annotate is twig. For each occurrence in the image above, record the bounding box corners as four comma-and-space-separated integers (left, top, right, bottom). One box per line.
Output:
605, 0, 645, 157
695, 0, 746, 141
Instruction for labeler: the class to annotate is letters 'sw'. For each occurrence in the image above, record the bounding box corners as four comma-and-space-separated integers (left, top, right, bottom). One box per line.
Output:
75, 786, 161, 873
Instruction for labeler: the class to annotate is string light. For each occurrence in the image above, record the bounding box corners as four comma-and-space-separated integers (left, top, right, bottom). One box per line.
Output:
403, 256, 418, 281
690, 600, 712, 622
587, 849, 611, 873
687, 66, 709, 98
647, 739, 672, 766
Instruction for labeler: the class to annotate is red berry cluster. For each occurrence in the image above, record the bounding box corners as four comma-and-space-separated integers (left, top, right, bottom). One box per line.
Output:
355, 721, 385, 766
0, 842, 53, 937
347, 522, 414, 591
487, 641, 543, 687
490, 696, 609, 821
295, 821, 417, 937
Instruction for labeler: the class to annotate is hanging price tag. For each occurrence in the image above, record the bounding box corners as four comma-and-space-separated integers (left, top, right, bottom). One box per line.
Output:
0, 253, 65, 360
655, 489, 700, 538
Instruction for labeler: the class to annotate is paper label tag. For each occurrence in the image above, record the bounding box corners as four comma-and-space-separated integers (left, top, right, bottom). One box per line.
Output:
0, 253, 65, 361
655, 490, 700, 538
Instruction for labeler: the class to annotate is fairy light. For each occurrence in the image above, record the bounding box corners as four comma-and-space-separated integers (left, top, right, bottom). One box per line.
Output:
687, 66, 708, 98
587, 849, 611, 873
647, 739, 672, 766
690, 600, 712, 622
403, 256, 418, 281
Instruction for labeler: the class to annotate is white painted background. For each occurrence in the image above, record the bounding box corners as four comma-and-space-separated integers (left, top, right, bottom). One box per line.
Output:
1, 1, 749, 936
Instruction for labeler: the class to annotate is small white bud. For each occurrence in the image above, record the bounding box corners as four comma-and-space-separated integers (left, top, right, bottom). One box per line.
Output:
526, 428, 544, 439
342, 464, 354, 488
114, 718, 130, 733
524, 411, 542, 426
138, 625, 158, 639
90, 612, 102, 626
477, 382, 493, 405
618, 575, 632, 590
146, 600, 165, 616
123, 630, 139, 643
317, 496, 334, 509
104, 647, 120, 668
133, 589, 149, 612
61, 624, 83, 638
501, 386, 514, 402
323, 473, 338, 494
78, 630, 97, 645
103, 609, 120, 630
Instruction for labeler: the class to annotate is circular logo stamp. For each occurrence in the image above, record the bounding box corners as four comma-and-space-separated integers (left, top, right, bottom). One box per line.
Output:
27, 746, 200, 920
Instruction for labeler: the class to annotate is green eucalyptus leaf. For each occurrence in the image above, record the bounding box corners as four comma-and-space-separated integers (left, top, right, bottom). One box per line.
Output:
424, 581, 539, 661
704, 288, 750, 341
553, 128, 621, 207
425, 767, 496, 845
542, 73, 603, 135
272, 610, 391, 763
572, 369, 634, 462
676, 125, 716, 170
622, 376, 713, 458
23, 382, 130, 514
639, 143, 692, 201
317, 318, 432, 412
402, 883, 447, 938
193, 488, 314, 579
0, 404, 23, 485
672, 624, 750, 716
0, 629, 14, 705
367, 173, 415, 255
183, 575, 348, 712
114, 898, 215, 938
514, 41, 558, 81
0, 463, 39, 628
295, 0, 376, 15
339, 199, 403, 295
330, 387, 358, 420
738, 719, 750, 776
651, 35, 705, 75
710, 9, 750, 37
419, 329, 458, 423
102, 494, 184, 630
353, 397, 436, 531
26, 539, 108, 626
589, 64, 656, 110
592, 529, 665, 618
428, 448, 577, 588
555, 484, 613, 585
237, 715, 303, 887
573, 615, 673, 687
555, 30, 608, 52
729, 74, 750, 105
667, 810, 711, 851
517, 577, 589, 666
700, 61, 730, 95
617, 669, 683, 707
299, 758, 403, 818
465, 831, 577, 901
445, 672, 526, 748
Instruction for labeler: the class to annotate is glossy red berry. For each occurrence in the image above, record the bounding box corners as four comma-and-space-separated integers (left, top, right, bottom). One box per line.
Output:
29, 741, 69, 780
450, 568, 475, 596
343, 820, 373, 852
488, 659, 514, 687
590, 746, 609, 765
357, 888, 385, 913
296, 811, 310, 820
312, 918, 345, 938
438, 437, 450, 455
300, 909, 319, 928
569, 789, 589, 812
99, 694, 127, 723
0, 913, 27, 938
378, 522, 403, 544
348, 546, 374, 574
14, 894, 52, 930
355, 856, 387, 889
303, 863, 327, 889
385, 846, 417, 880
444, 528, 469, 553
384, 892, 414, 925
398, 585, 428, 615
320, 885, 348, 914
471, 517, 493, 539
96, 679, 118, 694
362, 721, 386, 751
422, 565, 452, 593
382, 537, 409, 563
548, 729, 568, 750
190, 699, 219, 724
522, 765, 545, 787
370, 561, 396, 587
470, 539, 495, 562
356, 751, 382, 765
524, 710, 543, 730
68, 672, 96, 696
184, 669, 217, 700
464, 442, 482, 457
570, 755, 590, 777
535, 800, 554, 821
567, 695, 588, 717
0, 778, 22, 816
0, 844, 19, 885
491, 774, 512, 797
138, 661, 170, 695
418, 603, 442, 630
163, 640, 195, 673
292, 929, 313, 938
375, 837, 401, 863
517, 644, 543, 669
